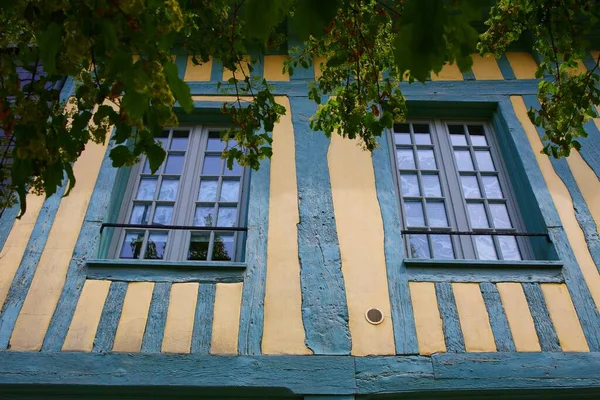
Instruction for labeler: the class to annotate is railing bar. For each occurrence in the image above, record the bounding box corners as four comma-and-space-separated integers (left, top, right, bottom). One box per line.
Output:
100, 223, 248, 234
400, 230, 549, 238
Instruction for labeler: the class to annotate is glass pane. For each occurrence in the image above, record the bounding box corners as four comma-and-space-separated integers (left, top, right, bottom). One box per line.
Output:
136, 177, 157, 200
120, 231, 144, 259
404, 201, 425, 227
422, 174, 442, 197
130, 204, 150, 225
142, 159, 158, 175
188, 232, 210, 261
224, 159, 243, 176
482, 176, 503, 199
475, 150, 495, 171
417, 149, 436, 170
454, 150, 474, 171
427, 202, 448, 227
213, 233, 234, 261
221, 180, 241, 202
413, 124, 429, 133
164, 154, 185, 174
400, 174, 420, 197
469, 127, 488, 146
217, 206, 238, 227
198, 179, 218, 202
207, 133, 224, 151
394, 123, 410, 132
490, 203, 512, 229
414, 133, 431, 145
475, 235, 498, 260
431, 235, 454, 259
158, 178, 179, 201
394, 133, 411, 145
448, 124, 464, 134
194, 206, 215, 226
170, 131, 189, 151
460, 175, 481, 198
156, 130, 169, 148
153, 205, 173, 225
498, 236, 522, 261
408, 234, 430, 258
468, 203, 489, 228
397, 149, 415, 169
202, 155, 222, 175
145, 231, 167, 259
450, 134, 468, 146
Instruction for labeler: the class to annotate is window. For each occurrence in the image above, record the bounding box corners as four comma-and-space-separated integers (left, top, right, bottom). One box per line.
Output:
110, 126, 248, 262
392, 121, 530, 261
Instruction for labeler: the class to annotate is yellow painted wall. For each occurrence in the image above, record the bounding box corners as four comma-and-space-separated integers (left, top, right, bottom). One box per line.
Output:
112, 282, 154, 353
211, 282, 243, 355
506, 52, 538, 79
263, 55, 290, 82
162, 282, 199, 354
410, 282, 446, 355
223, 55, 252, 81
453, 283, 496, 352
541, 283, 589, 352
470, 54, 503, 80
496, 283, 541, 352
184, 56, 212, 82
430, 63, 463, 81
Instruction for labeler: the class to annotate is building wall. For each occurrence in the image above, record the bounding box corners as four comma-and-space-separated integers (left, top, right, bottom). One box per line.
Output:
0, 52, 600, 367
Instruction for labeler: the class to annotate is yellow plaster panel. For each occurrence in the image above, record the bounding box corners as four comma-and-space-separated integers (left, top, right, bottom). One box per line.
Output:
496, 283, 541, 352
511, 96, 600, 311
264, 55, 290, 82
113, 282, 154, 353
62, 280, 111, 352
223, 55, 251, 81
0, 193, 44, 308
211, 282, 243, 354
567, 151, 600, 229
452, 283, 496, 352
470, 54, 503, 80
161, 282, 199, 354
505, 52, 538, 79
430, 63, 463, 81
262, 97, 311, 355
541, 283, 589, 352
9, 136, 109, 351
409, 282, 446, 355
314, 56, 326, 80
184, 56, 212, 82
327, 134, 395, 355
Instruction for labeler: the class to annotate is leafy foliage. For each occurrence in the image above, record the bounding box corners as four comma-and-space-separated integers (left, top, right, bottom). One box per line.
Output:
0, 0, 599, 216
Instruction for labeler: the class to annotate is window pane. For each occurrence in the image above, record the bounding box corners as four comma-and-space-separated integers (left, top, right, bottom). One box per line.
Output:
413, 124, 429, 133
448, 124, 464, 134
394, 123, 410, 132
397, 149, 415, 169
153, 205, 173, 225
414, 133, 431, 145
417, 149, 436, 170
156, 131, 169, 148
431, 234, 454, 259
498, 236, 522, 261
217, 206, 238, 227
490, 203, 512, 229
394, 133, 411, 145
454, 150, 474, 171
422, 174, 441, 197
158, 178, 179, 201
469, 126, 488, 146
482, 176, 503, 199
221, 180, 241, 202
475, 150, 495, 171
198, 179, 218, 201
194, 206, 215, 226
130, 204, 150, 225
468, 203, 489, 228
207, 133, 224, 151
404, 201, 425, 227
475, 235, 498, 260
120, 231, 144, 259
408, 234, 430, 258
142, 159, 159, 175
145, 231, 167, 259
212, 233, 234, 261
460, 175, 481, 198
136, 177, 157, 200
165, 154, 185, 174
450, 134, 468, 146
427, 202, 448, 227
224, 159, 243, 176
170, 131, 189, 151
188, 232, 210, 261
202, 156, 222, 175
400, 174, 420, 196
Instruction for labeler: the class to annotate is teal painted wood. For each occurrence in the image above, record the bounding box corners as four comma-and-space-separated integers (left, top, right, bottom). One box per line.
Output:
291, 97, 351, 355
92, 281, 127, 353
287, 38, 314, 81
497, 55, 516, 80
522, 282, 560, 352
577, 118, 600, 180
42, 142, 119, 351
0, 180, 67, 350
174, 53, 187, 79
141, 282, 171, 353
583, 52, 599, 71
210, 58, 223, 82
461, 70, 475, 80
435, 282, 465, 352
480, 282, 516, 352
237, 156, 270, 355
191, 283, 216, 354
371, 137, 418, 354
305, 397, 354, 400
0, 203, 19, 253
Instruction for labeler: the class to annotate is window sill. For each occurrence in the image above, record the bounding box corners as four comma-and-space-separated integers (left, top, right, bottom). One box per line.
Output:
85, 259, 247, 283
404, 259, 564, 283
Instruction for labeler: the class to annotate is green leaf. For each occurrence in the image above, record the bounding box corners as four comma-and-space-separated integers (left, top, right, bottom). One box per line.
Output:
290, 0, 341, 40
38, 22, 62, 74
110, 145, 133, 168
242, 0, 292, 46
164, 62, 193, 113
145, 143, 167, 174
